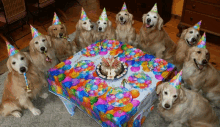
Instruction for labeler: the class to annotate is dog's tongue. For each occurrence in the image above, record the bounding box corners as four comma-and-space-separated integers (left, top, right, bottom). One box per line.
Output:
44, 51, 52, 62
146, 24, 150, 28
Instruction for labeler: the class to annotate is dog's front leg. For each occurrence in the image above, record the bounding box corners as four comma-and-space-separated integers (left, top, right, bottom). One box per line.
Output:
19, 96, 41, 116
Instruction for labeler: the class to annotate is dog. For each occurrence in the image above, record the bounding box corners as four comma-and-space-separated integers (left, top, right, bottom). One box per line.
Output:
29, 34, 59, 73
0, 52, 48, 117
138, 11, 176, 63
115, 9, 137, 47
182, 46, 220, 108
48, 23, 77, 61
174, 27, 201, 70
157, 82, 219, 127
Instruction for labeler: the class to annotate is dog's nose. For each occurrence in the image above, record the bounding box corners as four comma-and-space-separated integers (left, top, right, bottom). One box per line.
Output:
164, 104, 170, 109
40, 47, 45, 51
90, 25, 94, 29
20, 67, 26, 73
202, 59, 208, 65
99, 27, 102, 31
59, 33, 63, 37
120, 17, 123, 20
192, 38, 196, 42
147, 18, 151, 23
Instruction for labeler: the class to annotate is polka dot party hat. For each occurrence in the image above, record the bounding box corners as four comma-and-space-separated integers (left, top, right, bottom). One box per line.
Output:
151, 3, 158, 13
121, 2, 127, 11
193, 20, 202, 31
80, 7, 89, 21
197, 32, 206, 49
99, 8, 108, 21
169, 70, 182, 89
6, 41, 19, 56
52, 12, 61, 25
30, 25, 42, 39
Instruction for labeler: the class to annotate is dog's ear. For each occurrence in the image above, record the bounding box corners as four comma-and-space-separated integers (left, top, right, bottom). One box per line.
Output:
179, 87, 186, 103
6, 58, 12, 72
157, 15, 163, 30
185, 47, 193, 62
62, 24, 68, 37
76, 21, 81, 31
108, 20, 112, 27
180, 29, 187, 39
45, 35, 52, 47
23, 52, 33, 63
29, 39, 36, 53
115, 13, 119, 24
156, 82, 165, 94
129, 13, 134, 24
142, 14, 147, 24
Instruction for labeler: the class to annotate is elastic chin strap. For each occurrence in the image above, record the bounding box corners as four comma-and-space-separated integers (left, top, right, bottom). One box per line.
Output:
24, 73, 31, 92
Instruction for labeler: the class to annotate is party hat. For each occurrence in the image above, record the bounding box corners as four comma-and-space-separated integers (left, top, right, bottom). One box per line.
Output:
99, 8, 108, 21
80, 8, 89, 21
30, 25, 42, 38
197, 32, 206, 49
151, 3, 158, 13
53, 12, 61, 25
169, 70, 182, 89
6, 41, 19, 56
193, 20, 202, 30
121, 2, 127, 11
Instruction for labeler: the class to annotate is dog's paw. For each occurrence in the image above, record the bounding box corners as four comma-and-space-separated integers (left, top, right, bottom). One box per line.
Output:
40, 93, 48, 99
11, 111, 22, 118
31, 108, 41, 116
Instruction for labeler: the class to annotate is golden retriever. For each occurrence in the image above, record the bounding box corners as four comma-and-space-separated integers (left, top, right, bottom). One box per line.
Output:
29, 34, 59, 73
74, 19, 95, 50
0, 52, 48, 117
157, 82, 219, 127
48, 24, 77, 61
115, 10, 137, 47
138, 11, 176, 63
93, 19, 115, 41
174, 27, 201, 70
182, 46, 220, 108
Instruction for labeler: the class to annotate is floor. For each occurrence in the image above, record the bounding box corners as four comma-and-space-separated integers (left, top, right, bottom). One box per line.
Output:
0, 0, 220, 70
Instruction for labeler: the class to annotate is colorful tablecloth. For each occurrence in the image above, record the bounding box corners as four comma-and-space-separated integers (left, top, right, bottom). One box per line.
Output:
47, 39, 175, 127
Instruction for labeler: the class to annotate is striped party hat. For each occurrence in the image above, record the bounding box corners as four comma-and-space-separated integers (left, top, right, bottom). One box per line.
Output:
6, 41, 19, 56
30, 25, 42, 38
151, 3, 158, 13
121, 2, 127, 11
197, 32, 206, 49
99, 8, 108, 21
169, 70, 182, 89
193, 20, 202, 30
80, 8, 89, 21
53, 12, 61, 25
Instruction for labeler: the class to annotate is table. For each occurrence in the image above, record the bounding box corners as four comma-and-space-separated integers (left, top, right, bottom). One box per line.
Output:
47, 39, 175, 127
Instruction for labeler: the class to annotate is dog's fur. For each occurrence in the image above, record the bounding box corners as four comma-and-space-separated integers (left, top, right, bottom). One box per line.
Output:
174, 27, 201, 70
29, 34, 58, 73
48, 24, 77, 61
93, 19, 115, 41
0, 52, 48, 117
157, 82, 219, 127
138, 11, 176, 63
74, 19, 95, 50
115, 10, 137, 47
182, 46, 220, 108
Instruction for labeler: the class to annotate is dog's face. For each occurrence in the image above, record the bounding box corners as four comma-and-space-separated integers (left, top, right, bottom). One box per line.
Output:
97, 20, 112, 32
7, 52, 30, 74
142, 12, 163, 30
181, 27, 200, 46
116, 10, 134, 25
76, 19, 94, 31
156, 82, 185, 110
30, 35, 51, 53
187, 47, 210, 70
48, 24, 67, 38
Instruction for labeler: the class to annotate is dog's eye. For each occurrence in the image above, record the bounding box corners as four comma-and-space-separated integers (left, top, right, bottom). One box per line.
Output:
104, 22, 107, 24
61, 27, 63, 30
89, 20, 91, 22
154, 16, 157, 18
189, 31, 193, 34
83, 22, 87, 24
119, 14, 121, 16
197, 51, 201, 54
54, 28, 57, 30
12, 62, 16, 65
35, 41, 38, 44
98, 22, 100, 24
20, 57, 24, 60
147, 14, 149, 16
164, 91, 168, 95
206, 53, 209, 56
125, 14, 127, 15
42, 39, 45, 42
173, 95, 177, 98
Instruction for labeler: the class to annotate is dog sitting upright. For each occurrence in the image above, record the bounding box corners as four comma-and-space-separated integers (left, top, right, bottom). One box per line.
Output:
115, 3, 137, 47
48, 12, 77, 61
157, 71, 219, 127
74, 8, 95, 50
93, 8, 115, 42
138, 3, 176, 63
183, 33, 220, 108
0, 42, 48, 117
29, 25, 58, 73
174, 21, 201, 70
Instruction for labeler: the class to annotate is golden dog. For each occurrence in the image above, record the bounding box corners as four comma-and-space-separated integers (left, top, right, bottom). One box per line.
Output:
0, 52, 48, 117
157, 82, 219, 127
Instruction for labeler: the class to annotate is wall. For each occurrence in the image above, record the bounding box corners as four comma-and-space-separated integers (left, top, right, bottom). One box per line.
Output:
172, 0, 184, 16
